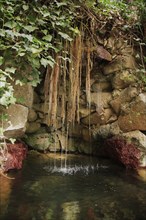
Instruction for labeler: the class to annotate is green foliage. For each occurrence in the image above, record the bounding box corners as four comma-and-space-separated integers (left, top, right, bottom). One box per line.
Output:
0, 0, 146, 107
0, 0, 79, 106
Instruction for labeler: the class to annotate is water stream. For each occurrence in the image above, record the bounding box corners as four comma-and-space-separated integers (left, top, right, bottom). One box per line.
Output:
0, 152, 146, 220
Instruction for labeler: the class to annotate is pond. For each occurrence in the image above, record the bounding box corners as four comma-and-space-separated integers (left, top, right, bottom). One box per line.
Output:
0, 152, 146, 220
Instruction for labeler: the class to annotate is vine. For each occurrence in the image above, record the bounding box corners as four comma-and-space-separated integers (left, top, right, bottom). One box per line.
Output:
0, 0, 146, 107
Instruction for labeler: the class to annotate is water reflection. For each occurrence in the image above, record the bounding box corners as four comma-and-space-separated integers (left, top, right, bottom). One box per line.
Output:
0, 152, 146, 220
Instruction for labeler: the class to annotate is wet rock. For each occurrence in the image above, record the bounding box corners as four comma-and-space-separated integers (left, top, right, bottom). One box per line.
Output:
79, 107, 94, 119
57, 132, 78, 152
24, 133, 60, 152
3, 104, 28, 138
81, 108, 113, 126
82, 127, 92, 142
88, 92, 112, 109
68, 124, 83, 138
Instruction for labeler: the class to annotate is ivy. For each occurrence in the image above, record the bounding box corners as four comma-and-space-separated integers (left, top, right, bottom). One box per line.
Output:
0, 0, 146, 107
0, 0, 79, 106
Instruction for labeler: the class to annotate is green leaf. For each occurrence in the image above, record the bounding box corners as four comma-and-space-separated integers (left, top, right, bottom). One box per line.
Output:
58, 32, 72, 41
18, 52, 25, 57
43, 12, 51, 17
0, 56, 4, 65
24, 25, 38, 33
4, 21, 17, 29
5, 67, 16, 74
40, 58, 54, 68
22, 5, 29, 11
56, 2, 67, 7
42, 35, 52, 42
30, 47, 42, 54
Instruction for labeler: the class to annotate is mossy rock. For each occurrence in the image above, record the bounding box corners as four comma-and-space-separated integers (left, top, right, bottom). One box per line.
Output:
24, 133, 60, 152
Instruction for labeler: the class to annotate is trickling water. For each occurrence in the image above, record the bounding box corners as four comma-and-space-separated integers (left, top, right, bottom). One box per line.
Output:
96, 84, 103, 115
1, 152, 146, 220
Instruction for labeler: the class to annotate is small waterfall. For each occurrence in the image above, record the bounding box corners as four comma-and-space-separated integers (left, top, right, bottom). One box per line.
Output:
96, 83, 103, 116
44, 157, 109, 176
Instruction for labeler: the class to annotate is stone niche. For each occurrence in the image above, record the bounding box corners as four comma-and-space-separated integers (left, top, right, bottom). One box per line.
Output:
3, 35, 146, 170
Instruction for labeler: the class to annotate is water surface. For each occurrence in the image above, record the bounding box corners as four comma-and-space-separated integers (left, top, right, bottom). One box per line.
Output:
0, 152, 146, 220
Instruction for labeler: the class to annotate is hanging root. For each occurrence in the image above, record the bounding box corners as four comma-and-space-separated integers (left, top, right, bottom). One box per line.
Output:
67, 35, 82, 125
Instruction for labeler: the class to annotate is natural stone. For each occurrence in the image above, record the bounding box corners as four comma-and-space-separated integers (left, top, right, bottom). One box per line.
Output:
81, 108, 113, 126
122, 130, 146, 149
79, 107, 94, 119
96, 45, 112, 61
112, 70, 137, 89
26, 122, 41, 134
91, 81, 112, 92
103, 55, 136, 75
106, 36, 115, 50
3, 143, 27, 171
24, 133, 60, 152
14, 84, 33, 108
92, 121, 121, 140
33, 103, 46, 113
104, 130, 146, 168
105, 137, 142, 169
3, 104, 28, 138
82, 128, 92, 142
33, 91, 41, 104
88, 92, 112, 109
68, 124, 83, 138
110, 87, 139, 114
28, 109, 38, 122
57, 132, 77, 152
118, 93, 146, 131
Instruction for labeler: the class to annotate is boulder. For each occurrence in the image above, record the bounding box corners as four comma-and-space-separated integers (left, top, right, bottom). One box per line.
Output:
110, 87, 139, 114
105, 137, 142, 169
26, 122, 41, 134
105, 130, 146, 168
2, 142, 27, 172
82, 127, 92, 142
68, 124, 83, 138
79, 107, 94, 119
91, 81, 112, 92
3, 104, 28, 138
81, 108, 114, 126
118, 93, 146, 131
14, 84, 33, 108
57, 132, 77, 152
96, 45, 112, 61
112, 70, 137, 89
87, 92, 112, 109
28, 109, 38, 122
24, 133, 60, 152
92, 121, 121, 140
103, 55, 136, 75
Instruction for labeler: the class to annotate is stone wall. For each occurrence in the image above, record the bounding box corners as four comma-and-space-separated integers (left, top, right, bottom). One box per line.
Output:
2, 36, 146, 168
